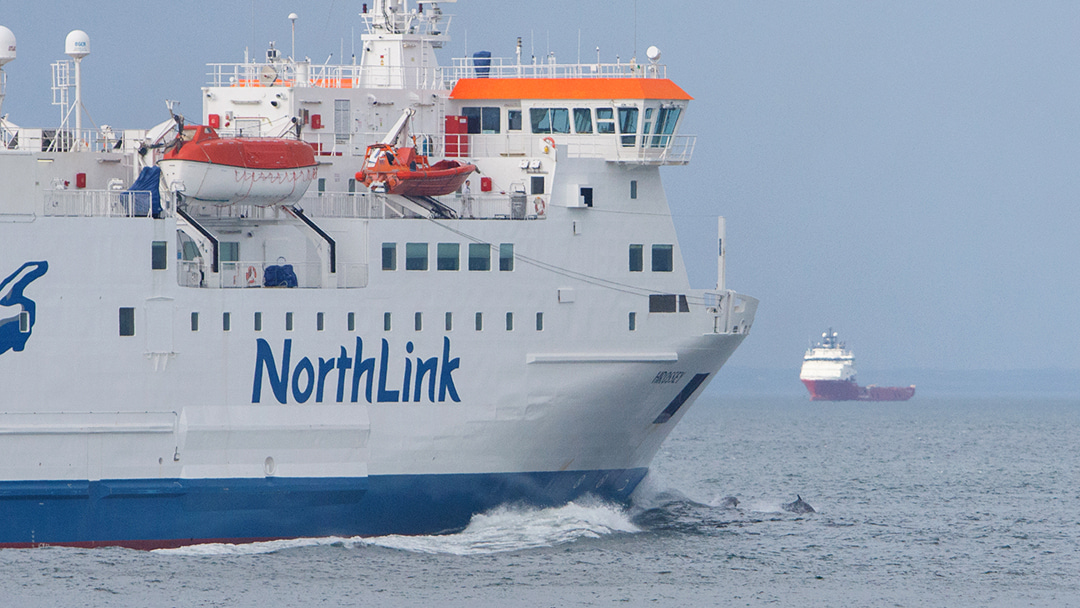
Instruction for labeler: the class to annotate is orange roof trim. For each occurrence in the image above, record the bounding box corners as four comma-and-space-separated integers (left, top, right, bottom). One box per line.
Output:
450, 78, 693, 101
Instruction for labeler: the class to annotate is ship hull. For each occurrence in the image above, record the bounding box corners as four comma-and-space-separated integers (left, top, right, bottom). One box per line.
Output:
802, 379, 915, 401
0, 468, 645, 549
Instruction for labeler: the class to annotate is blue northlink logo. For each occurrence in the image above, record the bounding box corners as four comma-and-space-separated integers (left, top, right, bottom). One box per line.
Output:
253, 336, 461, 404
0, 261, 49, 356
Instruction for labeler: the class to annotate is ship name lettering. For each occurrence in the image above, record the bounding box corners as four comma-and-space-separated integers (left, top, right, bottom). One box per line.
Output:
252, 336, 461, 404
651, 371, 685, 385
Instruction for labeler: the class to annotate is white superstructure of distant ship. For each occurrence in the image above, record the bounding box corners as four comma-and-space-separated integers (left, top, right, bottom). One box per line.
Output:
0, 2, 756, 548
800, 329, 914, 401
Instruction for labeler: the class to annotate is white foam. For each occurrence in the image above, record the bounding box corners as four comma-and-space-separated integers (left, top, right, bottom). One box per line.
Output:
154, 499, 639, 557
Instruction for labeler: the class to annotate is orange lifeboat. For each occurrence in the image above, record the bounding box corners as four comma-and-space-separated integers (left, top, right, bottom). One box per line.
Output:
357, 143, 476, 197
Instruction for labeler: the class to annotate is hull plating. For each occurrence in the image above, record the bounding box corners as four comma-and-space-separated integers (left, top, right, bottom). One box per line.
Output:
802, 379, 915, 401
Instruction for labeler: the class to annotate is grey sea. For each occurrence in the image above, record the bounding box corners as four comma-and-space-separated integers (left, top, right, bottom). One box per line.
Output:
2, 394, 1078, 607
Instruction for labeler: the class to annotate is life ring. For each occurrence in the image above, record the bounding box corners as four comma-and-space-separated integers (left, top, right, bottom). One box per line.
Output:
534, 197, 546, 216
246, 265, 259, 286
543, 137, 555, 153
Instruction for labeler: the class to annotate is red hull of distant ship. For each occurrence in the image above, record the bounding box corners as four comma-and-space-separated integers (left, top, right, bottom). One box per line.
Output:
802, 379, 915, 402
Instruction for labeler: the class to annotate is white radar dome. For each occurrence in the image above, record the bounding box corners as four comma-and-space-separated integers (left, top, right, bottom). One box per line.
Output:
0, 26, 16, 67
65, 30, 90, 58
646, 45, 661, 63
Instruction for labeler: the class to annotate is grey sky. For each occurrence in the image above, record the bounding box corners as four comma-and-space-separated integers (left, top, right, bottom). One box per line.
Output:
3, 1, 1076, 371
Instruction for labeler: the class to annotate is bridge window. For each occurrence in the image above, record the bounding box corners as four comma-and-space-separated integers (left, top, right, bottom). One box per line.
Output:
642, 107, 654, 140
508, 109, 522, 131
530, 108, 570, 134
573, 108, 592, 134
463, 107, 501, 134
652, 244, 673, 272
651, 106, 682, 147
596, 108, 615, 134
437, 243, 460, 271
468, 243, 491, 271
618, 107, 639, 147
406, 243, 428, 271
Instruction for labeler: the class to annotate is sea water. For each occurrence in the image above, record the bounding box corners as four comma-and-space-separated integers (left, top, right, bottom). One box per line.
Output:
1, 396, 1077, 607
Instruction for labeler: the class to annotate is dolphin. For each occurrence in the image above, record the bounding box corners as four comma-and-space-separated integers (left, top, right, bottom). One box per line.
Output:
718, 496, 739, 509
782, 495, 815, 514
0, 261, 49, 356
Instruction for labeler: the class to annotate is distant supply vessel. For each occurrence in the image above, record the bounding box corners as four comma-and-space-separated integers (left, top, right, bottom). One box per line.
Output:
800, 329, 914, 401
0, 1, 757, 548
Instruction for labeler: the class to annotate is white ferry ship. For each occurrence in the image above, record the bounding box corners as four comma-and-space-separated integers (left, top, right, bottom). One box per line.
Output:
0, 1, 757, 548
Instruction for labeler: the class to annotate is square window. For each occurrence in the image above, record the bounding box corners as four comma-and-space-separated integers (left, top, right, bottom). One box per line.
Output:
151, 241, 167, 270
652, 244, 673, 272
223, 312, 231, 332
445, 312, 453, 331
469, 243, 491, 271
629, 244, 643, 272
531, 175, 545, 195
191, 312, 199, 332
348, 312, 356, 332
119, 307, 135, 336
384, 312, 392, 331
382, 243, 397, 271
406, 243, 428, 271
499, 243, 514, 271
220, 242, 240, 262
505, 312, 514, 331
596, 107, 615, 134
254, 312, 262, 331
437, 243, 460, 271
475, 312, 483, 331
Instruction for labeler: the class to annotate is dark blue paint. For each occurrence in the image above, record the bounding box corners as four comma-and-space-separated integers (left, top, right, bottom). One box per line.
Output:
0, 261, 48, 356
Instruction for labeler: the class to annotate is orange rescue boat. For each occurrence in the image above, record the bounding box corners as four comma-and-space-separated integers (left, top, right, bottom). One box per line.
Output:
357, 143, 476, 197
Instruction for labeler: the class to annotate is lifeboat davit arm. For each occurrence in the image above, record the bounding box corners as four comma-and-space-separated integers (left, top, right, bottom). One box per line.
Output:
381, 107, 416, 147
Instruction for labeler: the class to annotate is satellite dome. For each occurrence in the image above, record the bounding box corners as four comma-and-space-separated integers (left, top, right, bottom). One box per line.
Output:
0, 26, 15, 67
646, 45, 661, 63
65, 30, 90, 58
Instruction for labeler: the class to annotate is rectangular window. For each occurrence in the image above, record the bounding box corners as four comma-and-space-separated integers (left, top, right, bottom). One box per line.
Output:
679, 295, 690, 313
629, 244, 643, 272
651, 106, 682, 147
405, 243, 429, 271
642, 107, 654, 140
649, 294, 677, 313
437, 243, 460, 271
580, 187, 593, 208
630, 180, 638, 199
415, 312, 423, 331
462, 107, 482, 134
18, 311, 30, 333
529, 108, 570, 134
618, 107, 639, 147
499, 243, 514, 271
384, 312, 392, 331
254, 312, 262, 331
445, 312, 453, 331
573, 108, 593, 133
482, 107, 501, 134
536, 312, 544, 331
119, 307, 135, 336
317, 312, 325, 331
505, 312, 514, 331
285, 312, 294, 331
334, 99, 351, 144
190, 312, 199, 332
151, 241, 167, 270
507, 109, 522, 131
468, 243, 491, 271
475, 312, 483, 331
596, 108, 615, 133
629, 311, 637, 331
382, 243, 397, 271
652, 244, 673, 272
531, 176, 544, 195
348, 312, 356, 332
223, 312, 231, 332
220, 242, 239, 262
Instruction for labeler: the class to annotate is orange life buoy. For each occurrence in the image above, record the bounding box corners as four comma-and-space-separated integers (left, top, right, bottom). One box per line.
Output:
246, 265, 258, 285
542, 137, 555, 153
534, 197, 546, 216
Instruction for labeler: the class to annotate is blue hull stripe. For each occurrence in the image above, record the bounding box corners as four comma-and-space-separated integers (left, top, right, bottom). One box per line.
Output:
0, 468, 647, 548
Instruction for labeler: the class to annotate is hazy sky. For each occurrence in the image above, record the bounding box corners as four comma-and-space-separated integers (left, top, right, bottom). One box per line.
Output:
2, 1, 1077, 371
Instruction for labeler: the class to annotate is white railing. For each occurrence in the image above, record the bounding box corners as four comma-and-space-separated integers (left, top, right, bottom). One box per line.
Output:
3, 127, 133, 154
178, 260, 368, 289
461, 133, 695, 165
441, 58, 667, 86
43, 189, 167, 218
